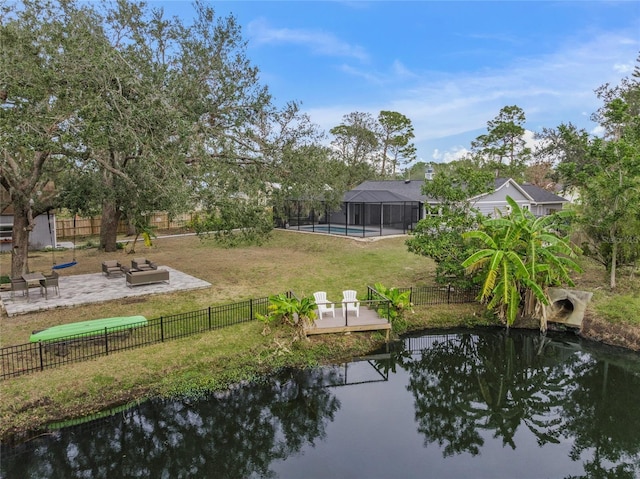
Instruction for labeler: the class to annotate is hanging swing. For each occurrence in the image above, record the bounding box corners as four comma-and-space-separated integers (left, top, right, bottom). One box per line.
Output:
48, 211, 78, 270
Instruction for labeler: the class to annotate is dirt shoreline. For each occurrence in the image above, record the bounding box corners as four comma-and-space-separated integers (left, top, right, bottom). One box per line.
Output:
579, 310, 640, 352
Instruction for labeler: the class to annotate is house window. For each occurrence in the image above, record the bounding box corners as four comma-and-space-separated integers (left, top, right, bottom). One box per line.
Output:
0, 224, 12, 243
522, 205, 530, 211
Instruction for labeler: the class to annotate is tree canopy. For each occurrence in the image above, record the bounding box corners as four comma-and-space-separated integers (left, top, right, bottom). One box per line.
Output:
469, 105, 530, 181
1, 0, 333, 275
553, 66, 640, 289
329, 110, 417, 186
406, 161, 495, 286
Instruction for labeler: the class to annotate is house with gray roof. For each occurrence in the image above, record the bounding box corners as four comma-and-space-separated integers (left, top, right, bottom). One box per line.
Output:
282, 177, 568, 237
469, 178, 567, 217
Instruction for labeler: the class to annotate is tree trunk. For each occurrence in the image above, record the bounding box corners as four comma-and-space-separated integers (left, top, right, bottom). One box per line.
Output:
10, 203, 33, 277
100, 199, 121, 252
610, 239, 617, 290
126, 218, 137, 236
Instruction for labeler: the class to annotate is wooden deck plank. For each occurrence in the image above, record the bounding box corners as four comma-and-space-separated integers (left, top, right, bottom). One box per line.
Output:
305, 306, 391, 341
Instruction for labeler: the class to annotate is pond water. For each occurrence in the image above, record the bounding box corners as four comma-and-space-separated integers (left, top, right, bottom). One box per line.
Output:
2, 328, 640, 479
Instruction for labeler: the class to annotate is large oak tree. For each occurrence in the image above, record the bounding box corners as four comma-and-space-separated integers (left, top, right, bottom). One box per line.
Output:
1, 0, 97, 275
2, 0, 331, 274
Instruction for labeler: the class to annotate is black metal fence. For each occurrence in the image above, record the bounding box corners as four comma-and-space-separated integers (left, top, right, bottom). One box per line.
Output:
1, 285, 480, 380
397, 284, 480, 306
1, 297, 271, 380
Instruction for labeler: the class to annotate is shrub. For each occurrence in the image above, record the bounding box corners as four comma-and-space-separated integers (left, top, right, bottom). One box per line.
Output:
259, 293, 317, 341
374, 283, 413, 333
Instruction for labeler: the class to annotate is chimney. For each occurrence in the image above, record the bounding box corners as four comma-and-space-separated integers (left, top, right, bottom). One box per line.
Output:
425, 166, 434, 181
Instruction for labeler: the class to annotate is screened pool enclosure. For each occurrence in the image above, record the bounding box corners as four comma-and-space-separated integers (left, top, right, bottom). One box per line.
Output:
279, 191, 424, 238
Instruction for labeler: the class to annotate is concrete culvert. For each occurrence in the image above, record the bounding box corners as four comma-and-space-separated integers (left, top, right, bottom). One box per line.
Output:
553, 299, 575, 319
546, 288, 593, 328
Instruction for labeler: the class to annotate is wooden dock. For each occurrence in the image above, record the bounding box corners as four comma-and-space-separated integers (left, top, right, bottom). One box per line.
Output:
305, 306, 392, 342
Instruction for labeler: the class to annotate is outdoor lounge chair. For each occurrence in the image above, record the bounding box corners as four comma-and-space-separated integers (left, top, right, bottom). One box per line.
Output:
342, 290, 360, 318
102, 260, 124, 278
131, 258, 157, 271
313, 291, 335, 319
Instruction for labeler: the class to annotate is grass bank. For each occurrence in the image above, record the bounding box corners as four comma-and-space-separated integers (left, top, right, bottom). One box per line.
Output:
0, 231, 638, 441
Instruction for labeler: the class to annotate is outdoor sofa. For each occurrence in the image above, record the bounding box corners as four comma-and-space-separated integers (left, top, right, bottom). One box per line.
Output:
125, 268, 170, 287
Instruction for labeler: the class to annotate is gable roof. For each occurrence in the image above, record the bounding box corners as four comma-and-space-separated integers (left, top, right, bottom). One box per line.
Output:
348, 180, 429, 202
344, 189, 417, 203
472, 178, 567, 204
346, 177, 568, 205
519, 183, 567, 204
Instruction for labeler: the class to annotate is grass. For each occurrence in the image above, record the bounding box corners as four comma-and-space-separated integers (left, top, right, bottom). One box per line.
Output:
1, 230, 638, 441
595, 295, 640, 325
572, 256, 640, 326
0, 231, 435, 347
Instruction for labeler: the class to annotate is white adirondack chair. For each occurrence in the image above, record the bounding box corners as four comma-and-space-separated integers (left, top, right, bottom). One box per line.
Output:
313, 291, 335, 319
342, 290, 360, 318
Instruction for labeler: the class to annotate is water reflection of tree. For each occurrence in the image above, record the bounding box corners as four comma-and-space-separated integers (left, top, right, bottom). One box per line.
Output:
400, 331, 640, 477
560, 355, 640, 479
4, 368, 340, 479
402, 331, 568, 456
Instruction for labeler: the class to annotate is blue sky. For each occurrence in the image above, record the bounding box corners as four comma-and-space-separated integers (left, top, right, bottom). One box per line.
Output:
159, 1, 640, 165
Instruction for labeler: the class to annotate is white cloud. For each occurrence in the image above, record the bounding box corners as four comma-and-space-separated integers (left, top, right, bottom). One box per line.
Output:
523, 129, 540, 151
614, 62, 634, 74
397, 32, 637, 149
338, 64, 384, 84
431, 147, 470, 164
391, 60, 417, 79
247, 18, 369, 61
302, 27, 639, 163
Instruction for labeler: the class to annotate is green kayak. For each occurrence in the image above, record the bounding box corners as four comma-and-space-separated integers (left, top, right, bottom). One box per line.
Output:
30, 315, 148, 342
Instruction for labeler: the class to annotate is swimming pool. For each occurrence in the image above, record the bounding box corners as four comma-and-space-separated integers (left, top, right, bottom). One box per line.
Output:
298, 225, 376, 235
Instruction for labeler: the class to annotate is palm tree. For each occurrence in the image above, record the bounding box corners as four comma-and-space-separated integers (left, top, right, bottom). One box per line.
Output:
462, 196, 581, 330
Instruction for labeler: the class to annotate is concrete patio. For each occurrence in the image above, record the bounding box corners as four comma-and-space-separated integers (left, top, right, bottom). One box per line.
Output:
0, 266, 211, 317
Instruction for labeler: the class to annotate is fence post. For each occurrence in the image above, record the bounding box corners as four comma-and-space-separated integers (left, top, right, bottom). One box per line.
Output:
208, 307, 212, 330
410, 286, 413, 304
447, 284, 451, 304
39, 341, 44, 372
160, 316, 164, 342
104, 327, 109, 355
250, 299, 254, 320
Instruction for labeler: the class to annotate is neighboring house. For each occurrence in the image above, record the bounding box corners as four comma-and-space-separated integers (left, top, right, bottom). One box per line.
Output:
469, 178, 568, 217
0, 187, 55, 253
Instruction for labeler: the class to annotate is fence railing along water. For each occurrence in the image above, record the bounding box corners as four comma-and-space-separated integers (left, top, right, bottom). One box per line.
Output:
1, 286, 479, 380
0, 297, 271, 380
397, 284, 481, 305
